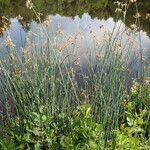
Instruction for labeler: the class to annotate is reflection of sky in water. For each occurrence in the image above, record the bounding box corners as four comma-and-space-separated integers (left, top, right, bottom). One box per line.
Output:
0, 13, 150, 58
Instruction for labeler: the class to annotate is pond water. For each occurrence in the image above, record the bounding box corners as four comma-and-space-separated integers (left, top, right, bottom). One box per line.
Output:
0, 0, 150, 67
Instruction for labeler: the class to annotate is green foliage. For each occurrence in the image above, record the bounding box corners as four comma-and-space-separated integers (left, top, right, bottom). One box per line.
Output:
0, 138, 16, 150
110, 79, 150, 150
1, 105, 102, 150
114, 130, 150, 150
60, 105, 101, 149
114, 108, 150, 150
1, 103, 150, 150
129, 79, 150, 138
107, 100, 150, 150
7, 106, 58, 149
130, 79, 150, 110
107, 79, 150, 149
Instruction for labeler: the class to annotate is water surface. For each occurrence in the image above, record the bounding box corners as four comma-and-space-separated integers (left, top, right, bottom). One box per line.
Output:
0, 0, 149, 64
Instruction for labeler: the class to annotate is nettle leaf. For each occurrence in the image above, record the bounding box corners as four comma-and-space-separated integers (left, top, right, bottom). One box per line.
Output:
42, 115, 47, 122
89, 140, 98, 149
86, 107, 91, 116
46, 136, 53, 144
127, 116, 134, 126
18, 144, 25, 149
34, 141, 40, 150
31, 112, 40, 123
0, 138, 17, 150
128, 127, 144, 134
15, 134, 22, 142
31, 112, 40, 118
136, 117, 144, 125
26, 144, 31, 150
39, 106, 45, 113
32, 127, 43, 136
60, 136, 73, 147
22, 133, 30, 142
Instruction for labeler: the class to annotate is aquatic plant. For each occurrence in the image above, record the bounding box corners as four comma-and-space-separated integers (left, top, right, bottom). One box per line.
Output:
0, 0, 149, 149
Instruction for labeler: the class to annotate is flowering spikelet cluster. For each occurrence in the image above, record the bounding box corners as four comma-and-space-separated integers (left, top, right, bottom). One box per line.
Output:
74, 57, 80, 65
114, 1, 127, 13
0, 16, 9, 35
3, 34, 15, 48
145, 13, 150, 20
130, 0, 137, 3
57, 32, 81, 52
130, 24, 137, 30
134, 12, 141, 18
104, 31, 111, 42
26, 0, 33, 9
131, 80, 140, 95
55, 23, 64, 37
17, 15, 23, 20
145, 77, 150, 85
44, 16, 52, 26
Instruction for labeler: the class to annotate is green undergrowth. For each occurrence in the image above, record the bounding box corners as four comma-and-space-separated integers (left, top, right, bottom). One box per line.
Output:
0, 94, 150, 150
0, 80, 150, 149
